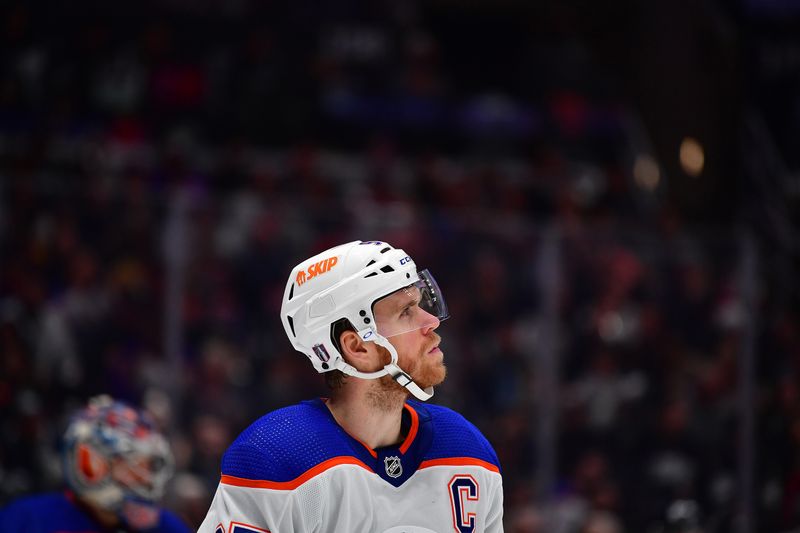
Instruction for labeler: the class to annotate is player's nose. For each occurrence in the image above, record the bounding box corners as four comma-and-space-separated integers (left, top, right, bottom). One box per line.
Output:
420, 309, 440, 334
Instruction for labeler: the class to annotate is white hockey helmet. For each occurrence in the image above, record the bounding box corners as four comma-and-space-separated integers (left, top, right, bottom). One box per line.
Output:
280, 240, 449, 401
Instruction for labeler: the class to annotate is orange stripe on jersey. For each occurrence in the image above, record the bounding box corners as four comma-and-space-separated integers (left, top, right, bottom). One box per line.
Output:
350, 434, 378, 459
336, 402, 419, 458
399, 403, 419, 454
220, 456, 373, 490
418, 457, 500, 473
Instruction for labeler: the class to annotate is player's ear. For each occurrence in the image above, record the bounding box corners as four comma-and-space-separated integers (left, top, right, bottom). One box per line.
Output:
339, 330, 371, 365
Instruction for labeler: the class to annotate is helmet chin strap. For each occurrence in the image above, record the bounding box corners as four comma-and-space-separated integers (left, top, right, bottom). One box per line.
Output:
374, 333, 434, 401
383, 362, 434, 401
335, 330, 434, 401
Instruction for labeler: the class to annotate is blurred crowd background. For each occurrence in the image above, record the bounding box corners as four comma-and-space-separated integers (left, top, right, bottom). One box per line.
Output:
1, 0, 799, 532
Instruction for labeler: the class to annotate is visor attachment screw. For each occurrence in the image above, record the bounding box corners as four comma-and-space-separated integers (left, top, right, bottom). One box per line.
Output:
359, 310, 367, 316
364, 318, 371, 324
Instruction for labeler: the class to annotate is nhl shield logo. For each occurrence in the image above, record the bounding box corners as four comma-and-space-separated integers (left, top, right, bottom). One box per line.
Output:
384, 456, 403, 478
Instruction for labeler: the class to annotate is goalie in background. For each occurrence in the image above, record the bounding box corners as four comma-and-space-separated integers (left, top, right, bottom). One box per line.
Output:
0, 395, 191, 533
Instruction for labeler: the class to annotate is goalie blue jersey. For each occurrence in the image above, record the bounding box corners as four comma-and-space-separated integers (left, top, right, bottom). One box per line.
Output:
200, 398, 504, 533
0, 491, 190, 533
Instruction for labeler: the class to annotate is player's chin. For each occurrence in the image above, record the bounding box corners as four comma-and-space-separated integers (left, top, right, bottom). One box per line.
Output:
420, 362, 447, 389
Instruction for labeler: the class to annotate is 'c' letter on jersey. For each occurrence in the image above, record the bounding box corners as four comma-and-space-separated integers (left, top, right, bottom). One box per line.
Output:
448, 475, 479, 533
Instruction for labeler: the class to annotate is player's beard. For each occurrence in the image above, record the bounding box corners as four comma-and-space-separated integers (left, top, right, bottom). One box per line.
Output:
404, 339, 447, 391
367, 337, 446, 411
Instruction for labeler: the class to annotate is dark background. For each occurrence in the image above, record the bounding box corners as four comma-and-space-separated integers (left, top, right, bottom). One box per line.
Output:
1, 1, 798, 531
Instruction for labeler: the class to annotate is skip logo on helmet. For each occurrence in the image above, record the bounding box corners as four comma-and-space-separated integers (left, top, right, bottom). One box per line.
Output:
295, 256, 338, 286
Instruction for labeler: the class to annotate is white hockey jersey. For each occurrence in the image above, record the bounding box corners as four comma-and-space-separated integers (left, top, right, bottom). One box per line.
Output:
199, 398, 503, 533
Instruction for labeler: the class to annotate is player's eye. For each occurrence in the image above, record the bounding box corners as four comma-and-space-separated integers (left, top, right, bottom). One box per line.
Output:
399, 306, 412, 318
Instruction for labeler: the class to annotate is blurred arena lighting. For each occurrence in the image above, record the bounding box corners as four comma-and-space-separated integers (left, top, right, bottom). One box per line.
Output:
679, 137, 705, 177
633, 153, 661, 191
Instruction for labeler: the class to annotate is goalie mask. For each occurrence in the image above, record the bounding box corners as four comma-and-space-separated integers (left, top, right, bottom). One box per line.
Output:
281, 240, 449, 401
62, 395, 174, 525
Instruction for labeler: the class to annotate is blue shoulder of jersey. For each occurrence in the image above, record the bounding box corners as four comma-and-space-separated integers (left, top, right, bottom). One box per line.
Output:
411, 400, 502, 472
221, 399, 353, 482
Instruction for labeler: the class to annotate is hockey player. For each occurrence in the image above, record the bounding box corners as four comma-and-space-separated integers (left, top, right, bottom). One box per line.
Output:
200, 240, 504, 532
0, 395, 191, 533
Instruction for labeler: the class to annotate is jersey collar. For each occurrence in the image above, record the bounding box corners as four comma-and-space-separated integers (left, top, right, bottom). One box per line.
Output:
317, 398, 432, 487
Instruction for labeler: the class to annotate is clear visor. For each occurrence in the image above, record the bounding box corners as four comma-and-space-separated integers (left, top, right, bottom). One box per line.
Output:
373, 269, 450, 339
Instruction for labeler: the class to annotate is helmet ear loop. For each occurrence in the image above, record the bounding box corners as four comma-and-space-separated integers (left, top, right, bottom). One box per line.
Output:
332, 327, 392, 380
332, 328, 434, 400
